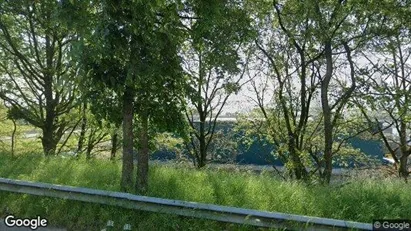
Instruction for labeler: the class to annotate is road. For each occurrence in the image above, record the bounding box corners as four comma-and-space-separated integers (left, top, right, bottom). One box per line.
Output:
0, 133, 39, 141
0, 130, 81, 142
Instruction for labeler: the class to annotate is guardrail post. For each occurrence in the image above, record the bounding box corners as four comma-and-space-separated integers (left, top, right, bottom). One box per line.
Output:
123, 224, 132, 230
103, 220, 114, 231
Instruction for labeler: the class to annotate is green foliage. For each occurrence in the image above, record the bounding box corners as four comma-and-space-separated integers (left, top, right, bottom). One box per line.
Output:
153, 132, 184, 155
0, 104, 43, 153
0, 0, 82, 156
187, 0, 256, 73
75, 106, 111, 157
0, 153, 409, 229
353, 3, 411, 179
208, 130, 239, 163
180, 0, 256, 167
0, 104, 13, 137
236, 109, 377, 174
72, 0, 188, 133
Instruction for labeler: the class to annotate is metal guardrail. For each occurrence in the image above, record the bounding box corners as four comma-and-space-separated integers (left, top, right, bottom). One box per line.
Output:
0, 177, 372, 230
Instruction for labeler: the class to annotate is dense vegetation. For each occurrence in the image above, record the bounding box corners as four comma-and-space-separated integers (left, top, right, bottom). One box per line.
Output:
0, 153, 409, 230
0, 0, 410, 229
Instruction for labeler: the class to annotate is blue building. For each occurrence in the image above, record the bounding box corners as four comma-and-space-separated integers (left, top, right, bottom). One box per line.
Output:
151, 118, 384, 168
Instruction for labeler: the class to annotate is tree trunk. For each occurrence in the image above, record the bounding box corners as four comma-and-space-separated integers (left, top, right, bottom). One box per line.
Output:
77, 102, 87, 153
120, 86, 134, 193
322, 114, 333, 184
321, 42, 334, 184
42, 125, 56, 156
136, 113, 149, 194
198, 115, 207, 168
398, 120, 409, 181
110, 132, 118, 161
42, 30, 57, 156
198, 135, 206, 168
399, 154, 409, 181
86, 129, 93, 160
286, 131, 308, 180
42, 79, 56, 156
10, 117, 16, 157
290, 148, 308, 180
86, 140, 92, 160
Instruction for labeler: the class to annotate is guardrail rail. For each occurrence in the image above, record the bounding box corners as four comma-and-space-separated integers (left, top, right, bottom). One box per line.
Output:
0, 177, 373, 230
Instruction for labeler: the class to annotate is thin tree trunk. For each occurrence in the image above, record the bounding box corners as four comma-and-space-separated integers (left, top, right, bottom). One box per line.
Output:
42, 83, 56, 156
136, 113, 149, 194
42, 125, 56, 156
86, 139, 92, 160
199, 134, 206, 168
121, 86, 134, 193
77, 102, 87, 153
42, 32, 56, 156
399, 154, 409, 181
321, 42, 334, 184
86, 129, 93, 160
10, 118, 16, 157
322, 114, 333, 184
198, 113, 207, 168
290, 148, 308, 180
110, 132, 118, 161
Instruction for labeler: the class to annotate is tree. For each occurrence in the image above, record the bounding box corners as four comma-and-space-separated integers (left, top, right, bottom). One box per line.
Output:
0, 0, 80, 156
76, 102, 87, 154
73, 0, 186, 193
75, 73, 124, 161
355, 26, 411, 180
308, 0, 366, 183
253, 11, 320, 180
0, 101, 17, 156
109, 126, 121, 161
246, 0, 377, 182
279, 0, 375, 183
74, 103, 110, 159
181, 0, 254, 168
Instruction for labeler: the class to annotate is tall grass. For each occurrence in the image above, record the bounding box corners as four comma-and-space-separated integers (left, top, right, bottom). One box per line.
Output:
0, 152, 409, 230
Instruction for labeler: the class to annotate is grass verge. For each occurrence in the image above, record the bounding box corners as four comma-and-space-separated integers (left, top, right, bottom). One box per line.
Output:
0, 152, 409, 230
